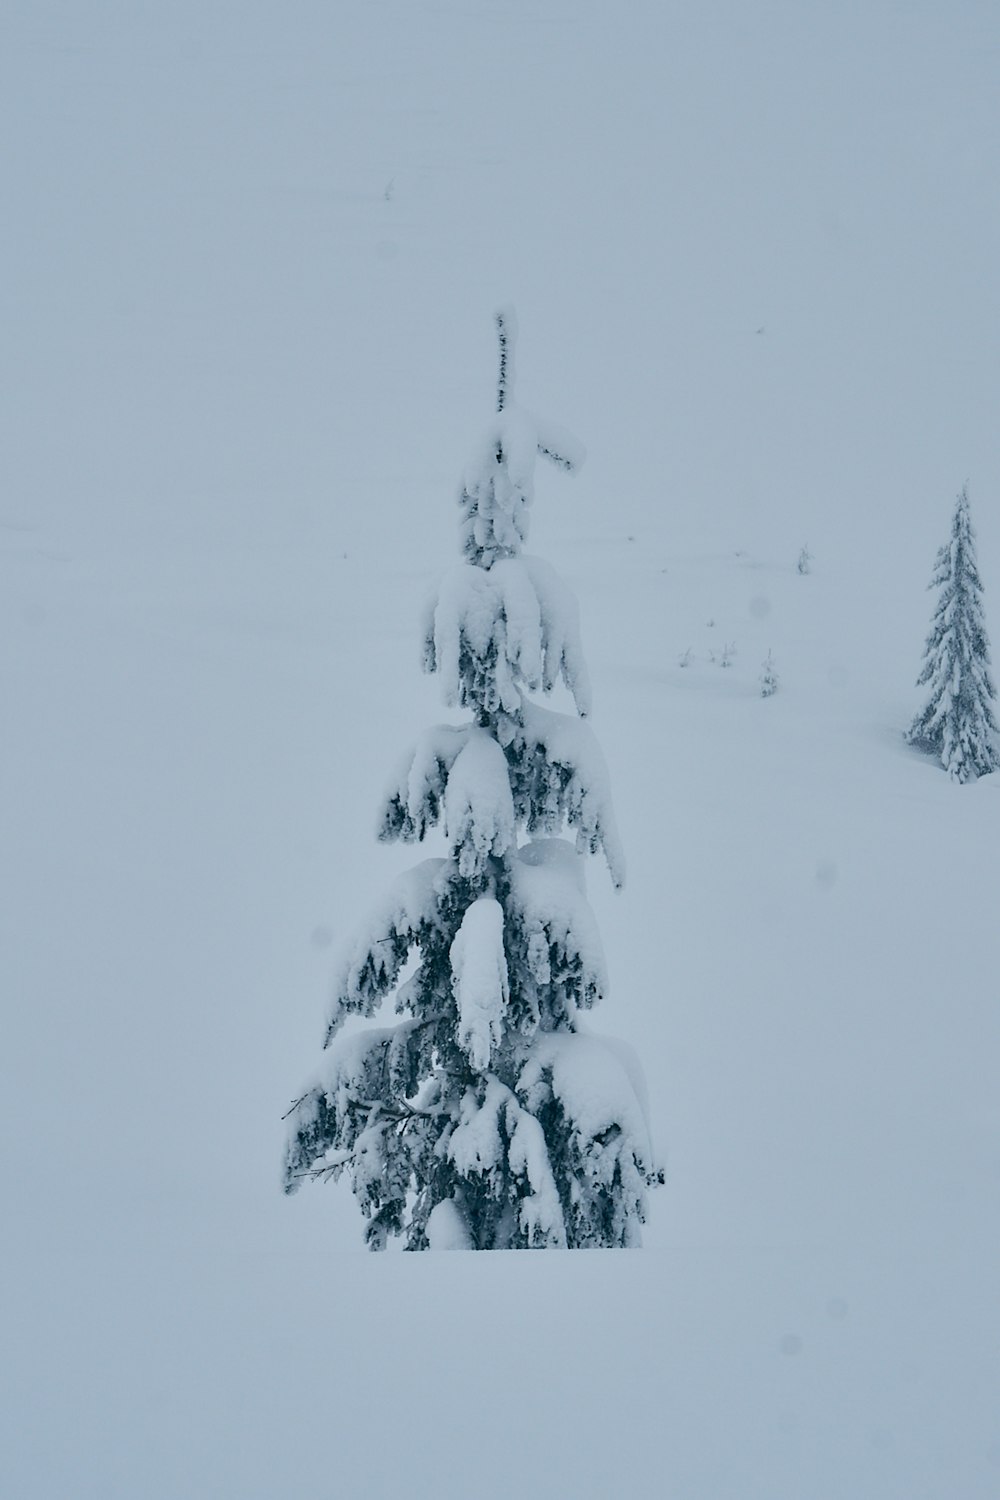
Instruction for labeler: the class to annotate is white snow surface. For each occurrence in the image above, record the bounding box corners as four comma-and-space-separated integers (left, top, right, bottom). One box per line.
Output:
4, 2, 1000, 1496
520, 553, 592, 712
429, 562, 522, 712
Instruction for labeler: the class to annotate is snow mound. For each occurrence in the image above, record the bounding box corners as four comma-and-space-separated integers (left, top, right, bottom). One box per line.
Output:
425, 1198, 472, 1250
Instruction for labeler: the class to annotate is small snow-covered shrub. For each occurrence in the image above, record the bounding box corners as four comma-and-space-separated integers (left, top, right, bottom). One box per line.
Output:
759, 650, 778, 698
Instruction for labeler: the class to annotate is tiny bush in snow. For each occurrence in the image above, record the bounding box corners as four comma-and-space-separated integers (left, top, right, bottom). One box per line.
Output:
284, 312, 660, 1249
905, 485, 999, 783
759, 651, 778, 697
797, 545, 812, 575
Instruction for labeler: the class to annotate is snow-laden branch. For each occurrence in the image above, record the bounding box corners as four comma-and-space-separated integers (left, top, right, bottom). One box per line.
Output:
508, 702, 626, 887
379, 717, 617, 904
284, 1019, 442, 1190
424, 555, 590, 717
380, 724, 516, 878
449, 1076, 567, 1248
380, 724, 470, 843
443, 730, 516, 877
325, 859, 451, 1042
508, 839, 608, 1016
520, 556, 591, 713
517, 1031, 660, 1247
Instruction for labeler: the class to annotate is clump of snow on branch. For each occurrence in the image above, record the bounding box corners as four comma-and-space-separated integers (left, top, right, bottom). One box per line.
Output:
505, 1101, 567, 1246
449, 1077, 509, 1176
380, 724, 470, 842
443, 730, 516, 878
450, 897, 509, 1070
521, 1032, 652, 1159
448, 1077, 567, 1247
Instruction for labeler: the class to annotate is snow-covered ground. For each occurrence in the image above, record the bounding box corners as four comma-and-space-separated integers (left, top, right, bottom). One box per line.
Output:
3, 3, 999, 1495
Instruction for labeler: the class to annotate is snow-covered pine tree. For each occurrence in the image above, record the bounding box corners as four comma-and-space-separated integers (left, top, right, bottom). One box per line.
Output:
905, 485, 999, 783
283, 311, 660, 1249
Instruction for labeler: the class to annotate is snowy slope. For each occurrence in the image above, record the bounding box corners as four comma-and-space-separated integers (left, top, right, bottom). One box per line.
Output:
3, 2, 1000, 1496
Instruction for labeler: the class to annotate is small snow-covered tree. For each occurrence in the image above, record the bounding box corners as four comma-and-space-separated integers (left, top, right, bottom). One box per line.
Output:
284, 311, 660, 1249
906, 485, 999, 783
759, 650, 778, 698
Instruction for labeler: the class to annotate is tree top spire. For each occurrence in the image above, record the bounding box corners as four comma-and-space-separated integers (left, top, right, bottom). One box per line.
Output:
496, 305, 517, 414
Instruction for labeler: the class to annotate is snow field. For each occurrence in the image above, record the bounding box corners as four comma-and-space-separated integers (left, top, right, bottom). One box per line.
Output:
4, 0, 1000, 1494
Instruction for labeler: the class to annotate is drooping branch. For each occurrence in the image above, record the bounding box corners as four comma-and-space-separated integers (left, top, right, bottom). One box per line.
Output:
535, 420, 585, 474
